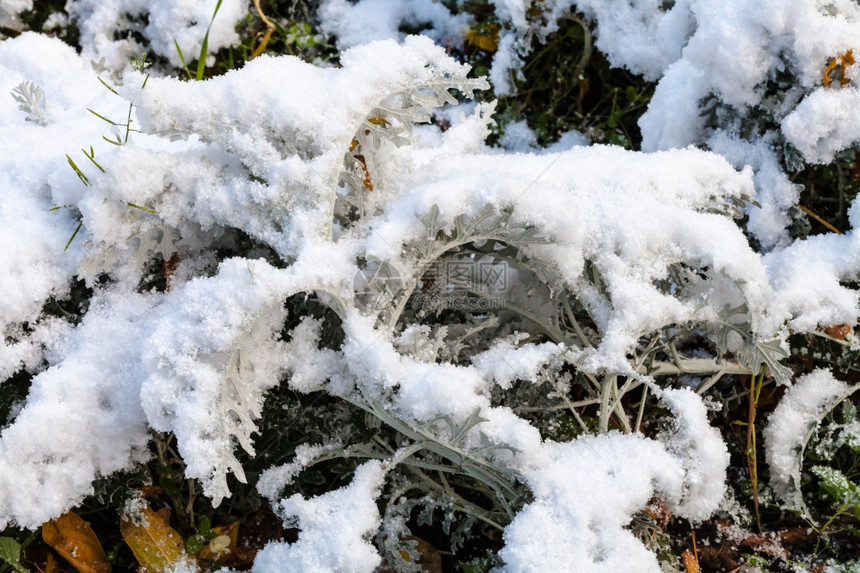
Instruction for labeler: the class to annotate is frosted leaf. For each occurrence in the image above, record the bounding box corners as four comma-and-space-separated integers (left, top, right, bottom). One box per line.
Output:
140, 261, 290, 505
11, 81, 48, 126
764, 370, 856, 513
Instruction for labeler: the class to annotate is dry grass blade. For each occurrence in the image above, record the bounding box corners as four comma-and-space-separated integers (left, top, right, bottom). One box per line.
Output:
251, 0, 276, 59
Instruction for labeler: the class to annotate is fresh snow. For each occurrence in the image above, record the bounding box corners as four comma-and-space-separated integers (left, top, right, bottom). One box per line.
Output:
2, 0, 860, 570
765, 370, 855, 512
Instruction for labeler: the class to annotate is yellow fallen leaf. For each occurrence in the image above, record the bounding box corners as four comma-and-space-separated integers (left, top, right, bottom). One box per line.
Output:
466, 23, 501, 52
824, 323, 852, 340
397, 536, 442, 573
120, 506, 186, 573
43, 552, 59, 573
41, 512, 111, 573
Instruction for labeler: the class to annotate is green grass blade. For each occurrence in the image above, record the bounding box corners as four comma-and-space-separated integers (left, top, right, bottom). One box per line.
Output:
196, 0, 224, 80
97, 76, 119, 95
83, 146, 105, 173
64, 221, 83, 251
127, 202, 158, 214
174, 38, 193, 79
88, 108, 119, 126
66, 154, 89, 186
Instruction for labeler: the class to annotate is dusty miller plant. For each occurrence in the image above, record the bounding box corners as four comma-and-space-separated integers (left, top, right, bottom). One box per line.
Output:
2, 30, 857, 572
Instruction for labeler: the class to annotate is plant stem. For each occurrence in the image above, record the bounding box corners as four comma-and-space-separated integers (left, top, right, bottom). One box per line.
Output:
747, 369, 764, 533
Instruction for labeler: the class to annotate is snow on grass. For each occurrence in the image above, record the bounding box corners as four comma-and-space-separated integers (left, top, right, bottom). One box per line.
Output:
67, 0, 248, 72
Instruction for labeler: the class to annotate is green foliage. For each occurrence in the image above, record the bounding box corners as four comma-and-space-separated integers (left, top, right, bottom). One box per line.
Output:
466, 11, 655, 149
185, 517, 219, 555
0, 538, 26, 573
461, 556, 495, 572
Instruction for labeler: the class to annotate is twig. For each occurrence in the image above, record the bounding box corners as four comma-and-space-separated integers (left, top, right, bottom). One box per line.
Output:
251, 0, 276, 59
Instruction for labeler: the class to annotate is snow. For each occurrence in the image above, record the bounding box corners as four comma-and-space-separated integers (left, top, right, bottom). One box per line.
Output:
0, 0, 30, 30
764, 370, 853, 511
500, 434, 684, 573
256, 443, 341, 501
252, 460, 386, 573
3, 1, 860, 570
67, 0, 248, 72
0, 291, 154, 529
472, 339, 565, 389
500, 386, 728, 572
782, 86, 860, 164
319, 0, 470, 51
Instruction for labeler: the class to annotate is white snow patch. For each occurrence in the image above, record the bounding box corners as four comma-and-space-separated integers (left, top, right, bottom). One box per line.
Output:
253, 461, 387, 573
764, 369, 854, 510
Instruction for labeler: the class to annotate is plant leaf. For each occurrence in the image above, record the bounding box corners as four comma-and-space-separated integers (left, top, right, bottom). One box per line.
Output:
120, 506, 186, 573
0, 537, 29, 573
41, 512, 110, 573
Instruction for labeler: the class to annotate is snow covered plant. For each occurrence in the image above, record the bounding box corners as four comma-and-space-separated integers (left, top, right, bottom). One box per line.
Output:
3, 8, 860, 573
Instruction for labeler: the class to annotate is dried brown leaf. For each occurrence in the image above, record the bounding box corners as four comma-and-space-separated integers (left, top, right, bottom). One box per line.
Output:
41, 512, 110, 573
824, 323, 852, 340
682, 549, 700, 573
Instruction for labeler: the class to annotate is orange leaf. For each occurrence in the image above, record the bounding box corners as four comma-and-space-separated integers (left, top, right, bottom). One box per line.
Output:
120, 506, 186, 573
824, 323, 852, 340
682, 549, 700, 573
45, 553, 58, 573
824, 49, 855, 87
354, 154, 373, 191
41, 512, 111, 573
367, 116, 390, 127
